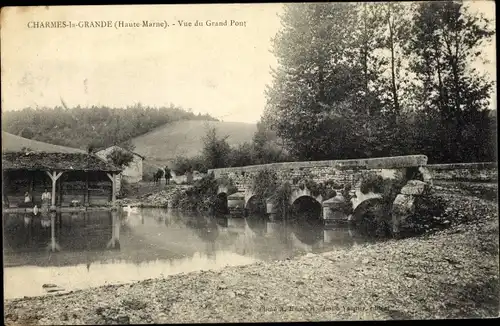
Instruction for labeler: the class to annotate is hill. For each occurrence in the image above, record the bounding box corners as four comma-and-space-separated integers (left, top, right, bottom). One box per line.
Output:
131, 120, 257, 168
1, 132, 86, 154
1, 105, 217, 151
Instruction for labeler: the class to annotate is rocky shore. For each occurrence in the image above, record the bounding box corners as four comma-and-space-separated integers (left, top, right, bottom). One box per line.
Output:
116, 185, 191, 208
4, 191, 499, 324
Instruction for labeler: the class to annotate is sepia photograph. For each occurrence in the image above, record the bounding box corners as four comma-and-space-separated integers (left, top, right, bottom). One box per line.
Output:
1, 1, 498, 324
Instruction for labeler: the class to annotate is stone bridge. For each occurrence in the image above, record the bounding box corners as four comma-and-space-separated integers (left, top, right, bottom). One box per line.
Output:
208, 155, 432, 223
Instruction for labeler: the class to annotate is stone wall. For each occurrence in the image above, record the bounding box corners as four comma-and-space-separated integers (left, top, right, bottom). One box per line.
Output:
208, 155, 428, 195
427, 162, 497, 182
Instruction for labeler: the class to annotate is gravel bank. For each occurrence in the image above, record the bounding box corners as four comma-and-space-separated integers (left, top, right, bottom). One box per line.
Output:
116, 185, 190, 208
4, 200, 499, 324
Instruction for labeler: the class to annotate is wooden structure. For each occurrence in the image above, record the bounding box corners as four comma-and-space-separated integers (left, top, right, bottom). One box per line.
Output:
2, 151, 122, 211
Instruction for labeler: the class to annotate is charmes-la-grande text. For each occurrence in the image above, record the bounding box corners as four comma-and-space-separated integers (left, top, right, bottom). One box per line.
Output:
27, 19, 247, 29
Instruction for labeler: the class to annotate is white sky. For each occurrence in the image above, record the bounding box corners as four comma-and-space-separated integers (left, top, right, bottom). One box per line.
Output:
1, 2, 496, 124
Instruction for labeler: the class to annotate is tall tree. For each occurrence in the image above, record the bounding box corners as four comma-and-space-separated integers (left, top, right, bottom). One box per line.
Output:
201, 127, 231, 169
382, 2, 412, 119
265, 3, 362, 160
405, 1, 495, 162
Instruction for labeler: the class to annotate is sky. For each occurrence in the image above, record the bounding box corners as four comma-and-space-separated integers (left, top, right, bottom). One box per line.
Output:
1, 2, 496, 124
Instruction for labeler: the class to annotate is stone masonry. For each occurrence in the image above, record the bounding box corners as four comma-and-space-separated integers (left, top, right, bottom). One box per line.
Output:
209, 155, 429, 212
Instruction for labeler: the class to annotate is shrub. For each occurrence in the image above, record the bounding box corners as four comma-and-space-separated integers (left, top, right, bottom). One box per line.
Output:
250, 169, 279, 200
172, 155, 207, 175
359, 174, 406, 207
106, 148, 134, 168
297, 178, 341, 199
271, 181, 293, 217
170, 173, 219, 211
399, 194, 448, 237
360, 174, 385, 194
218, 176, 238, 195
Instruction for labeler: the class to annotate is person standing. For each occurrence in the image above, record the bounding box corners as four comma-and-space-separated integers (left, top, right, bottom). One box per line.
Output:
41, 188, 51, 211
24, 192, 32, 203
164, 167, 172, 185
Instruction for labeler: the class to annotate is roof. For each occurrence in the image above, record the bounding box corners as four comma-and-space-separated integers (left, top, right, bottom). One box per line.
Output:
95, 145, 146, 160
2, 152, 122, 172
2, 132, 86, 154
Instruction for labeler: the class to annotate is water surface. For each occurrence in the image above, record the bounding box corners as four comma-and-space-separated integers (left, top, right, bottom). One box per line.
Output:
3, 208, 374, 299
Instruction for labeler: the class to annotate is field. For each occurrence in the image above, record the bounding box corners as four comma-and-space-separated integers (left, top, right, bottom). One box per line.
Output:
1, 132, 85, 154
131, 120, 257, 168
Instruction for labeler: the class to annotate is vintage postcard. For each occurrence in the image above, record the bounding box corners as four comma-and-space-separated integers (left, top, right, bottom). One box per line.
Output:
2, 2, 498, 324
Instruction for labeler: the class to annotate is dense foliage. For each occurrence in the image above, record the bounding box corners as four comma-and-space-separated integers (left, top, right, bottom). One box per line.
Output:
169, 173, 238, 211
264, 2, 496, 164
2, 104, 217, 150
250, 169, 280, 200
359, 174, 406, 207
172, 124, 294, 174
106, 148, 135, 168
169, 173, 219, 211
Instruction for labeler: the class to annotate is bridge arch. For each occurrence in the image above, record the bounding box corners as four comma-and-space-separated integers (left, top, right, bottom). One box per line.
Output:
290, 195, 323, 221
214, 192, 229, 215
289, 186, 323, 206
217, 185, 229, 195
244, 194, 267, 215
351, 197, 391, 237
244, 194, 258, 209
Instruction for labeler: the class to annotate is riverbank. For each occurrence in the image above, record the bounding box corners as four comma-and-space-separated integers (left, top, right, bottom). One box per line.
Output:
116, 184, 190, 208
4, 194, 498, 324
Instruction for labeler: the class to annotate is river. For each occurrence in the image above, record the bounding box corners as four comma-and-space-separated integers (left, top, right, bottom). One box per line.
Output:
3, 208, 377, 299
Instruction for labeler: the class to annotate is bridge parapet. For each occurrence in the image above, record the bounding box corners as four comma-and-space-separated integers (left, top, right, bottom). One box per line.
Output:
211, 155, 428, 196
208, 155, 428, 176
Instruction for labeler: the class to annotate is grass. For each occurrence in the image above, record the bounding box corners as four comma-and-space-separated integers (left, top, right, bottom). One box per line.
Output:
130, 120, 257, 167
2, 132, 85, 153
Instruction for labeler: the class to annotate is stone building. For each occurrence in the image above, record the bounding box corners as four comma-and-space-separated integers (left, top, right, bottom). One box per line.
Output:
95, 146, 145, 190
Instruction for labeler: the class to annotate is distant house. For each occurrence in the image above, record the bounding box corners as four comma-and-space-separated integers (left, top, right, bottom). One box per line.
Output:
95, 146, 145, 184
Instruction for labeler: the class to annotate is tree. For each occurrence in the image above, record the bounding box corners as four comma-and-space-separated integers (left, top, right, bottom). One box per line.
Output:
383, 2, 412, 119
20, 127, 34, 139
265, 3, 364, 161
405, 1, 495, 162
172, 155, 206, 175
201, 127, 231, 169
2, 105, 218, 151
106, 148, 134, 169
229, 143, 255, 167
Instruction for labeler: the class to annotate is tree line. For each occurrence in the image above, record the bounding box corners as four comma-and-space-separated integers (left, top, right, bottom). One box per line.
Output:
171, 121, 291, 174
2, 104, 217, 152
263, 1, 496, 164
172, 1, 496, 175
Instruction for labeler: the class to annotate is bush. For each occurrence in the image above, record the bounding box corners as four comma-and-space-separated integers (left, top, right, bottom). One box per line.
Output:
359, 174, 406, 207
218, 176, 238, 195
399, 194, 448, 237
271, 181, 293, 217
172, 155, 206, 175
250, 169, 279, 199
169, 173, 219, 211
106, 148, 134, 168
297, 178, 342, 199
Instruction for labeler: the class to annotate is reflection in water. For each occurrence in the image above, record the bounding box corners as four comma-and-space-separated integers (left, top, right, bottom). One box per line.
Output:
4, 207, 376, 299
23, 214, 31, 227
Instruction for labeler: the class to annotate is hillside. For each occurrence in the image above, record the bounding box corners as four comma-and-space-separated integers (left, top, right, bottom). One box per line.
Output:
1, 105, 217, 151
1, 132, 86, 154
131, 120, 257, 167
